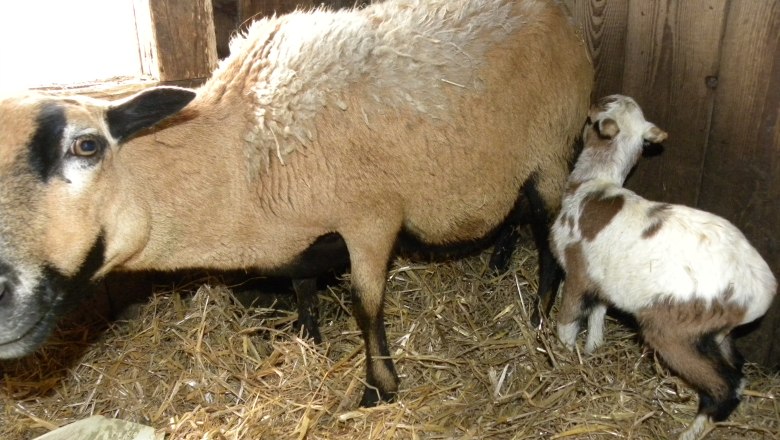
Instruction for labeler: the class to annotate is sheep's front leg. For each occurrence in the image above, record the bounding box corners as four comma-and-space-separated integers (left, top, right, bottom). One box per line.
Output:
343, 223, 401, 407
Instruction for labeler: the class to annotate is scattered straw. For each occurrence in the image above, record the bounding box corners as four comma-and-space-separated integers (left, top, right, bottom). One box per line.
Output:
1, 236, 778, 439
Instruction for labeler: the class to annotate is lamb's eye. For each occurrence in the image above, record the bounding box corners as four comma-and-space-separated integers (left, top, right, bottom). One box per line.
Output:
71, 138, 99, 157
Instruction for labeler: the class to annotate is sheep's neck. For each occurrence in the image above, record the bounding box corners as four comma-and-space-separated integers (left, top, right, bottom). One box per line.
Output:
109, 95, 272, 271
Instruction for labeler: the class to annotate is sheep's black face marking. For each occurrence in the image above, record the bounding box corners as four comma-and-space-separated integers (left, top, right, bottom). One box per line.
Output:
0, 234, 106, 359
27, 103, 66, 182
25, 103, 111, 184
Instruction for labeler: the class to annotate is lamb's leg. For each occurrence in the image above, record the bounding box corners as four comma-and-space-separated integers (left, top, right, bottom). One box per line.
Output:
641, 322, 744, 439
557, 281, 588, 349
342, 222, 401, 407
584, 302, 607, 354
292, 277, 322, 344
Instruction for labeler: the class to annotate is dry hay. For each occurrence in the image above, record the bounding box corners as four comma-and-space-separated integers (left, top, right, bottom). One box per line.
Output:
1, 237, 778, 440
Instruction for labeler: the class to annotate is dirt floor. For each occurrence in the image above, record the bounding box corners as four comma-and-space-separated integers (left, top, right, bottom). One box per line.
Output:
1, 238, 777, 439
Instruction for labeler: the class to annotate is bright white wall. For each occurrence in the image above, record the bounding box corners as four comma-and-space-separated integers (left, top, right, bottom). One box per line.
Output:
0, 0, 142, 90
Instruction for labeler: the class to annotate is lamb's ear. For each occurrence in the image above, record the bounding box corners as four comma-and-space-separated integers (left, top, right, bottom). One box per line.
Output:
643, 124, 668, 144
106, 86, 196, 142
595, 118, 620, 139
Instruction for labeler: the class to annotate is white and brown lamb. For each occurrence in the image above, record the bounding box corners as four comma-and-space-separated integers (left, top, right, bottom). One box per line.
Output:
552, 95, 777, 440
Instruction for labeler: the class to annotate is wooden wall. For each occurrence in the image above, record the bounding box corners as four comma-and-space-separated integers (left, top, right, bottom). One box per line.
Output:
207, 0, 779, 367
563, 0, 779, 367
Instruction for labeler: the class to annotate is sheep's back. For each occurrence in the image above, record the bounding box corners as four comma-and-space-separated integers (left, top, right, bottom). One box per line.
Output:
207, 0, 592, 246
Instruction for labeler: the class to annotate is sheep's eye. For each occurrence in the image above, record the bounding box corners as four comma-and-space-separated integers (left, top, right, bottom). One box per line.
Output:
71, 138, 100, 157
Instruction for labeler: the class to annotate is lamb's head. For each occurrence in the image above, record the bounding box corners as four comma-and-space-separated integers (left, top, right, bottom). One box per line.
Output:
0, 86, 194, 358
573, 95, 668, 185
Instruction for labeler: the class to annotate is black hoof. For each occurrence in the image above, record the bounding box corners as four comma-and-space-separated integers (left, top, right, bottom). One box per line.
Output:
359, 386, 395, 407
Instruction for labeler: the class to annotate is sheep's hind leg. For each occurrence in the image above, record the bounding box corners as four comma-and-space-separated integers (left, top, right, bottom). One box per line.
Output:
342, 223, 401, 407
292, 277, 322, 344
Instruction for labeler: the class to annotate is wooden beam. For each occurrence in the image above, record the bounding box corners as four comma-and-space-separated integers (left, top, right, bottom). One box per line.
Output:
136, 0, 219, 82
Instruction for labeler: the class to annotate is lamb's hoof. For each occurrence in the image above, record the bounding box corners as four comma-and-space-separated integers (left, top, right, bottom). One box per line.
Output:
557, 322, 579, 350
678, 414, 709, 440
584, 339, 602, 355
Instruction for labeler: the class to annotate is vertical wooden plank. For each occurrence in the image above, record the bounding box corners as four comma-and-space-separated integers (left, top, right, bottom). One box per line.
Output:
621, 0, 727, 206
213, 0, 239, 59
148, 0, 218, 81
698, 1, 780, 367
563, 0, 629, 99
133, 0, 160, 79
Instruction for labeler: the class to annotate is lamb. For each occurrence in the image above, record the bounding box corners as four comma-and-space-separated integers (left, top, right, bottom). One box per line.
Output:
0, 0, 592, 407
551, 95, 777, 439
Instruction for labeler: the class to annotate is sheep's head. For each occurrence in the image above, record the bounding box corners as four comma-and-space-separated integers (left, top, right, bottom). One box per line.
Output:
577, 95, 667, 184
0, 86, 194, 358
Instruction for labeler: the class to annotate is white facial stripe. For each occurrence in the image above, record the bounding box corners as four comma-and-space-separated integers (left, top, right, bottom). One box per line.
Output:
60, 125, 104, 194
62, 159, 97, 193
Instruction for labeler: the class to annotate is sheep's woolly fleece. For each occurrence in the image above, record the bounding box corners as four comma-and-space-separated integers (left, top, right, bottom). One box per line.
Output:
205, 0, 534, 173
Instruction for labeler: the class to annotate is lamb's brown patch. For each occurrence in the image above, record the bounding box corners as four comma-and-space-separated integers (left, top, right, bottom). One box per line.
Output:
565, 181, 582, 197
637, 294, 747, 401
638, 297, 746, 330
642, 203, 672, 238
588, 96, 618, 120
584, 124, 614, 150
558, 243, 599, 324
579, 190, 625, 241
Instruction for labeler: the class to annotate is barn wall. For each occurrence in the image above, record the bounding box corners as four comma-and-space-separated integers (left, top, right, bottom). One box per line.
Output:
564, 0, 779, 367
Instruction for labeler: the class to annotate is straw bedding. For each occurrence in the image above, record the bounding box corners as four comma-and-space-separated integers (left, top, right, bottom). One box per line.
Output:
1, 236, 777, 439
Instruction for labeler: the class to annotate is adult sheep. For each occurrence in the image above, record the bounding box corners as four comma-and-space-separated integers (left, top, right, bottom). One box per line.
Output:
0, 0, 592, 406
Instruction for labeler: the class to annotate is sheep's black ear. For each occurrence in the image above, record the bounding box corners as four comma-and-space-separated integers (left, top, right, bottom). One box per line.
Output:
106, 86, 196, 142
595, 118, 619, 139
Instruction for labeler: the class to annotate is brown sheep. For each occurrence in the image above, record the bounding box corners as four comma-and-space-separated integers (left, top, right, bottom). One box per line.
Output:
0, 0, 592, 406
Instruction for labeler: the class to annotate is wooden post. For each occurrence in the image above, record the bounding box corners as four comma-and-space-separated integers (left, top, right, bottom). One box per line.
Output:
134, 0, 219, 82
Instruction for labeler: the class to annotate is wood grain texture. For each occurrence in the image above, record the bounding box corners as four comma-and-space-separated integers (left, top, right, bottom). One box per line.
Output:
621, 0, 728, 207
563, 0, 628, 99
149, 0, 218, 81
697, 0, 780, 367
